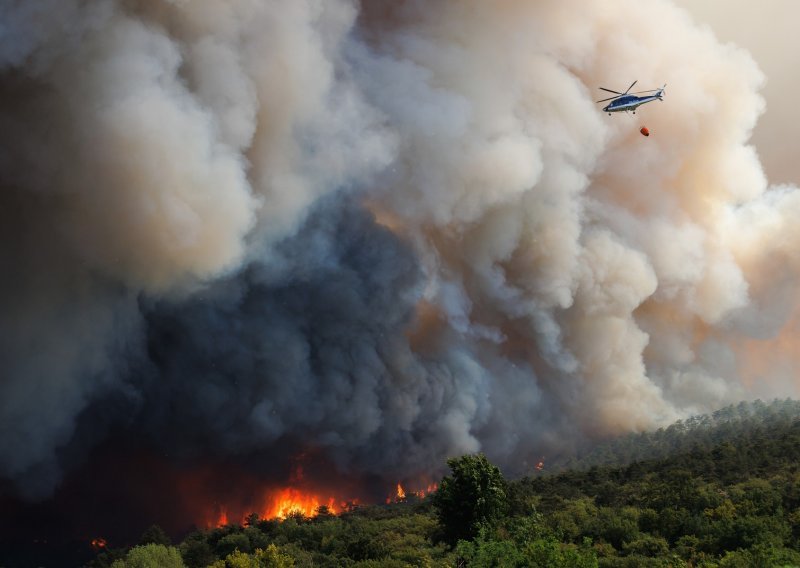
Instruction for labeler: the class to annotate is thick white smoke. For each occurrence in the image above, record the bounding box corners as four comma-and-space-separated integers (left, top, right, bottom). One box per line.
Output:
675, 0, 800, 186
1, 0, 799, 497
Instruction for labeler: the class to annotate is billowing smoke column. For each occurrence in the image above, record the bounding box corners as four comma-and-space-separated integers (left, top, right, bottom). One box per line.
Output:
2, 0, 800, 509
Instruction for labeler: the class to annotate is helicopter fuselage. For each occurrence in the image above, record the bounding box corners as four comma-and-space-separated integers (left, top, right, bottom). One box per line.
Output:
603, 93, 663, 114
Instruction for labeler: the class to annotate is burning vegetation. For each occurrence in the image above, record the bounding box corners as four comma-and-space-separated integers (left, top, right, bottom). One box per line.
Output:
206, 487, 358, 528
192, 453, 446, 526
206, 477, 440, 528
386, 481, 439, 504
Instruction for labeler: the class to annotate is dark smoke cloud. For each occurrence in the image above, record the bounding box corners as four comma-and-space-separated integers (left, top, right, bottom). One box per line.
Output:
135, 198, 553, 481
3, 0, 800, 503
140, 201, 426, 466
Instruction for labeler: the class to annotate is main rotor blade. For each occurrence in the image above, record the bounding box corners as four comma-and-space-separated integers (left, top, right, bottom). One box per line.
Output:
596, 95, 619, 103
599, 87, 623, 95
623, 80, 637, 94
630, 89, 660, 94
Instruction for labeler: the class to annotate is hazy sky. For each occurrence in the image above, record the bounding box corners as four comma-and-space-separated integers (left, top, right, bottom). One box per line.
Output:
674, 0, 800, 184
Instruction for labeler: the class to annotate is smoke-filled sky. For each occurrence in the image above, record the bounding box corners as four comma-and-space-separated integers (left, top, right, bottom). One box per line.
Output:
2, 0, 800, 504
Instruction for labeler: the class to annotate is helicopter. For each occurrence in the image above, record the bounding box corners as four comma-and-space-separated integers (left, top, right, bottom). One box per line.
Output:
597, 81, 666, 115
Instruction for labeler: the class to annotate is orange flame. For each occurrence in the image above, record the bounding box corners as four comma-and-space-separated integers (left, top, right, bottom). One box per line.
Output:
90, 538, 107, 552
205, 487, 360, 528
260, 487, 340, 519
387, 480, 438, 502
418, 482, 438, 497
535, 456, 545, 471
208, 506, 229, 528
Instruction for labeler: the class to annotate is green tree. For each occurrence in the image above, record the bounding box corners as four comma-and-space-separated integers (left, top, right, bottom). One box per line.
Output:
255, 544, 296, 567
718, 543, 800, 567
213, 549, 259, 568
180, 534, 216, 568
110, 543, 185, 568
433, 453, 508, 545
216, 533, 251, 557
455, 535, 523, 567
621, 534, 669, 557
139, 524, 171, 546
522, 537, 598, 568
314, 505, 334, 520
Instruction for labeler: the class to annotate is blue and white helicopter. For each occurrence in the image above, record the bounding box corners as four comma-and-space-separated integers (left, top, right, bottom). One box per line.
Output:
597, 80, 666, 115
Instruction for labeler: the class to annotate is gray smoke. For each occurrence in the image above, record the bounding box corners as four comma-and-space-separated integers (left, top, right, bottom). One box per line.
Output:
2, 0, 800, 498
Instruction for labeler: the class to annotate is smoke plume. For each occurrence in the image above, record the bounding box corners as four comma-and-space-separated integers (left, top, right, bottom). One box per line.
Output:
2, 0, 800, 505
674, 0, 800, 186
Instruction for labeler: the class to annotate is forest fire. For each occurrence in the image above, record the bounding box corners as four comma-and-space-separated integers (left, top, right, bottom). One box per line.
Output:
205, 476, 440, 524
21, 441, 436, 542
386, 480, 438, 503
183, 449, 373, 528
418, 483, 439, 497
258, 487, 341, 520
205, 486, 359, 528
90, 538, 107, 552
206, 473, 443, 526
208, 508, 229, 529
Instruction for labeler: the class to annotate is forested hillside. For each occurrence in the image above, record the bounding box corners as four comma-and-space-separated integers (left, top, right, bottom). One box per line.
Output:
86, 399, 800, 568
548, 398, 800, 472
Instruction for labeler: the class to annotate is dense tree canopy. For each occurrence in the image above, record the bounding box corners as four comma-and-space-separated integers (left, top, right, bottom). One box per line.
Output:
138, 524, 171, 547
110, 543, 185, 568
432, 453, 509, 545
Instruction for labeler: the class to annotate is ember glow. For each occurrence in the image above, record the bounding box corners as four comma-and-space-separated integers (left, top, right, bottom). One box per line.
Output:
90, 538, 107, 552
208, 507, 229, 529
419, 483, 439, 497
